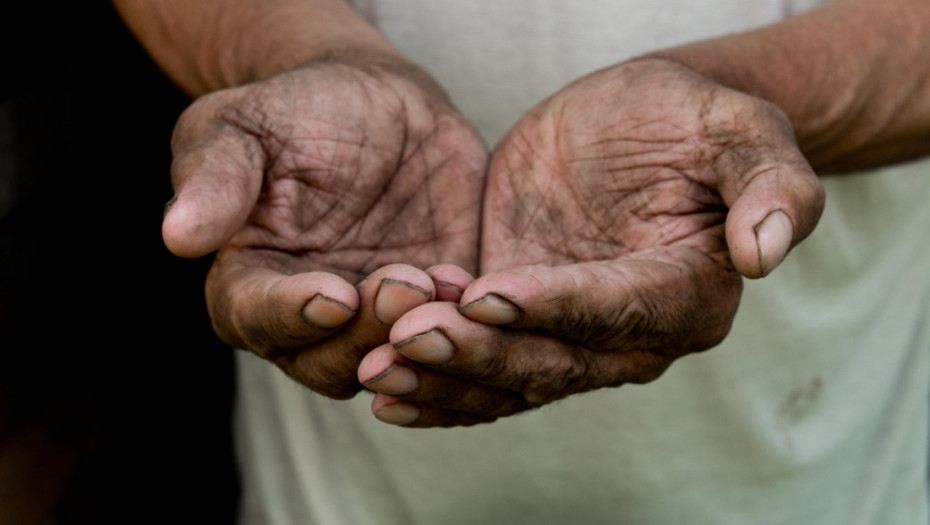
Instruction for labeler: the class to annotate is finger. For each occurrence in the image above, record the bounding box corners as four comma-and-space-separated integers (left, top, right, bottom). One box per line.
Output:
163, 92, 265, 258
711, 98, 825, 278
207, 260, 435, 399
206, 260, 360, 355
370, 394, 499, 428
358, 343, 533, 415
425, 264, 475, 302
370, 266, 438, 326
280, 264, 437, 399
458, 254, 741, 354
389, 301, 671, 404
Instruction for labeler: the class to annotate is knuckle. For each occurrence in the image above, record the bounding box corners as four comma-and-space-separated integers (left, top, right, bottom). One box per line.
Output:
799, 177, 827, 233
521, 350, 590, 404
584, 288, 652, 351
207, 295, 257, 353
227, 296, 282, 356
686, 272, 742, 352
469, 349, 510, 385
625, 352, 673, 385
282, 349, 362, 400
459, 391, 514, 417
487, 400, 536, 419
700, 320, 734, 351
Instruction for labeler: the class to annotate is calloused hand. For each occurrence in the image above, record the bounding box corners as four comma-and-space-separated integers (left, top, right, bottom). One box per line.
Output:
162, 59, 487, 399
359, 59, 824, 426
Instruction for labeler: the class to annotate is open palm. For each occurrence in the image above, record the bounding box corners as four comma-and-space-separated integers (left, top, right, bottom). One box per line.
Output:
365, 59, 824, 426
163, 61, 487, 398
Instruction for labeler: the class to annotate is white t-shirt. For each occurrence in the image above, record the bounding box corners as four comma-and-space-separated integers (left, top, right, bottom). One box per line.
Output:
235, 2, 930, 523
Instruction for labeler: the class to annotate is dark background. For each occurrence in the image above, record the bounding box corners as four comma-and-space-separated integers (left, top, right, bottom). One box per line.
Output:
1, 3, 239, 523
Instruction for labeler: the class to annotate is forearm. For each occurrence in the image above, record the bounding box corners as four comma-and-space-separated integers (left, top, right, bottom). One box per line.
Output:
647, 0, 930, 173
111, 0, 407, 96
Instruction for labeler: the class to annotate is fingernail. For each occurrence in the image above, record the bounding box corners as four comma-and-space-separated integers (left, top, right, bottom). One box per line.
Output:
754, 210, 794, 277
163, 194, 178, 218
363, 364, 419, 395
460, 294, 522, 325
394, 329, 455, 365
434, 280, 465, 302
374, 279, 432, 325
375, 401, 420, 426
301, 295, 355, 329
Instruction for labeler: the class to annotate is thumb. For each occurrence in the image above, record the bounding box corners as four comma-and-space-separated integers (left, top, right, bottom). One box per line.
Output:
714, 109, 825, 279
458, 254, 741, 357
162, 96, 265, 258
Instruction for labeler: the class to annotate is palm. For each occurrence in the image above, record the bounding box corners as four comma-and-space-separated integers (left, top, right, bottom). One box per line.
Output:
209, 63, 485, 284
480, 60, 746, 356
166, 61, 487, 399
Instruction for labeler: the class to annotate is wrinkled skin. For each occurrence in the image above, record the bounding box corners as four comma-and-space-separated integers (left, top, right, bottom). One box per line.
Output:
360, 59, 824, 427
163, 60, 487, 399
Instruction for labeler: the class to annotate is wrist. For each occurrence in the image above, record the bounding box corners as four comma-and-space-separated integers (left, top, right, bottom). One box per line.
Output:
640, 0, 930, 172
114, 0, 414, 97
224, 3, 409, 90
640, 37, 840, 161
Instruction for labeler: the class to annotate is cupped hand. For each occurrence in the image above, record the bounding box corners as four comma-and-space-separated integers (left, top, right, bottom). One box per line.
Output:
361, 58, 824, 426
162, 59, 487, 399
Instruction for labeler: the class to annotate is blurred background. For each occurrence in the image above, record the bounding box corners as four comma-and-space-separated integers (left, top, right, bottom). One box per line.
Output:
1, 3, 239, 523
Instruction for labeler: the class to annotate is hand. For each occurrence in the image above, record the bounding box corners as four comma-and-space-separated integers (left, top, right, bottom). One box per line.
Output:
359, 58, 824, 426
162, 59, 487, 399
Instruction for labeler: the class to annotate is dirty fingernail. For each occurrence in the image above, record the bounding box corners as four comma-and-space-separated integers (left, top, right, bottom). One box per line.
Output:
434, 281, 465, 303
394, 329, 455, 365
461, 294, 522, 325
163, 194, 178, 218
301, 295, 355, 329
374, 279, 432, 325
375, 401, 420, 426
363, 364, 419, 395
755, 210, 794, 277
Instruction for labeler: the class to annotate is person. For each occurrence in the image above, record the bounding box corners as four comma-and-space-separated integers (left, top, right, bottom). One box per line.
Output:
113, 0, 930, 523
